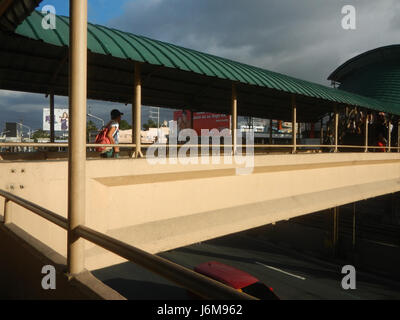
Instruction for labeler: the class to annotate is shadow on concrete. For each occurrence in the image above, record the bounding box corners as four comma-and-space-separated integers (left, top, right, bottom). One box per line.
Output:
100, 278, 190, 300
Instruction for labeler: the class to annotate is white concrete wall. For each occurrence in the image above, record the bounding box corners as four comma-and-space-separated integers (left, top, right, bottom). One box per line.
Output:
1, 153, 400, 270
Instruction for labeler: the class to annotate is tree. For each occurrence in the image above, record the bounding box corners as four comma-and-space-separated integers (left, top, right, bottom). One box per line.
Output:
119, 120, 132, 130
143, 119, 158, 131
33, 129, 50, 142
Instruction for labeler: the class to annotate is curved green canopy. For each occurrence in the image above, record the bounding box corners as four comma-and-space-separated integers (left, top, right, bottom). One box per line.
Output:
0, 10, 398, 120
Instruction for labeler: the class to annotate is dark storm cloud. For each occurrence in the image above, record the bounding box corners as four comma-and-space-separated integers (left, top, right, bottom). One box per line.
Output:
110, 0, 400, 84
2, 0, 400, 128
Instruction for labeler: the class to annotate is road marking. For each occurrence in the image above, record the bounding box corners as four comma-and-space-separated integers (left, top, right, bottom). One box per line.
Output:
255, 262, 307, 281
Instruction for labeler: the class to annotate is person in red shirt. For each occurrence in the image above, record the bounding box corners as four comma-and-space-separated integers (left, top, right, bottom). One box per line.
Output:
377, 132, 387, 152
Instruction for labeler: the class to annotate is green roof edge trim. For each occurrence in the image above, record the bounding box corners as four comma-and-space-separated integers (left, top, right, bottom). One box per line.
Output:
14, 11, 400, 116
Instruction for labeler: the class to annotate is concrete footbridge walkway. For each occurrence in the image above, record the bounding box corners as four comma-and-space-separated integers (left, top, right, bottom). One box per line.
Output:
2, 152, 400, 271
1, 0, 400, 300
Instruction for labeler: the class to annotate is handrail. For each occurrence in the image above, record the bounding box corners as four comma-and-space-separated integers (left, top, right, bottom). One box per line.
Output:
0, 190, 68, 229
0, 189, 256, 300
75, 225, 255, 300
1, 142, 399, 151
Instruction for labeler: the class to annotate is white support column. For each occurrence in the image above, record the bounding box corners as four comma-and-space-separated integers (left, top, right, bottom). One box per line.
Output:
388, 120, 392, 153
269, 119, 273, 145
3, 199, 11, 224
292, 95, 297, 154
320, 119, 324, 146
398, 120, 400, 153
50, 93, 55, 143
231, 83, 237, 155
133, 62, 143, 158
364, 114, 369, 153
334, 106, 339, 153
67, 0, 87, 276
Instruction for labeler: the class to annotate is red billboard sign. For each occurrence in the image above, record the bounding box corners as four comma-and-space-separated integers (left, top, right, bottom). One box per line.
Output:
174, 110, 231, 135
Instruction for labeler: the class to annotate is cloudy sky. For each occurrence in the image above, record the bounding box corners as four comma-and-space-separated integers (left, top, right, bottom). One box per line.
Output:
1, 0, 399, 133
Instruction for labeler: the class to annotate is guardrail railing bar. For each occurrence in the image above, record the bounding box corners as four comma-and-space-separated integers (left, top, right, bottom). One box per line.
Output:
0, 190, 68, 230
0, 189, 256, 300
1, 142, 400, 151
75, 225, 256, 300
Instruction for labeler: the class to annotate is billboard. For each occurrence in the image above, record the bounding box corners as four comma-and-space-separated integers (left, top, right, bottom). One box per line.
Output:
193, 112, 230, 135
5, 122, 18, 137
43, 108, 69, 131
173, 110, 231, 135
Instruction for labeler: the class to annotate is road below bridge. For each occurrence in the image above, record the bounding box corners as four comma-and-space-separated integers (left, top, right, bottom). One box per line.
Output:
93, 233, 400, 300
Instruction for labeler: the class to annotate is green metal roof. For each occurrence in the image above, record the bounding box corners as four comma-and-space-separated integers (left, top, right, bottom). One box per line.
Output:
0, 0, 42, 32
2, 10, 399, 118
329, 45, 400, 107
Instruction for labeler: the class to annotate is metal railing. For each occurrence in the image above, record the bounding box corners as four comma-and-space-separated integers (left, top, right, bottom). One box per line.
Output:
1, 142, 400, 155
0, 189, 256, 300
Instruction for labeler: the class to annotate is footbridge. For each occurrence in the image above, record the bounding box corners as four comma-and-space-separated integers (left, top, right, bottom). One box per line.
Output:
2, 152, 400, 271
1, 0, 400, 300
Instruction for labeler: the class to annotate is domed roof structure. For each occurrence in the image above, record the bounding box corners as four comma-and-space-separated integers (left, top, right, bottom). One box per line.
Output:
329, 45, 400, 107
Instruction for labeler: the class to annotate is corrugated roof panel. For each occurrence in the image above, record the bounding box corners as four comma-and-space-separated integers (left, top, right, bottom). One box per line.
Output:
174, 46, 220, 77
92, 26, 129, 59
105, 28, 151, 63
12, 10, 400, 115
130, 34, 177, 68
0, 0, 42, 32
154, 40, 206, 75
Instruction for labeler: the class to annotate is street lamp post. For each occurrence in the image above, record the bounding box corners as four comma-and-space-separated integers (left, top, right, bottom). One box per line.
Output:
18, 123, 32, 140
87, 113, 105, 128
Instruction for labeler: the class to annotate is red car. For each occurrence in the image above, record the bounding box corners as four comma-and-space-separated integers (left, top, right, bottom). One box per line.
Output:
194, 261, 280, 300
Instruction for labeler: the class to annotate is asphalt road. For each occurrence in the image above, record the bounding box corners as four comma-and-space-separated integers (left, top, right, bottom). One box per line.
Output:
93, 234, 400, 300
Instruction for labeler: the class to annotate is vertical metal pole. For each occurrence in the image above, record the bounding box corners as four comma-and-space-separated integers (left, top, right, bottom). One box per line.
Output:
333, 206, 339, 257
67, 0, 87, 276
364, 114, 369, 153
50, 93, 55, 143
320, 119, 324, 145
269, 119, 273, 145
231, 83, 237, 155
334, 106, 339, 153
388, 120, 392, 153
292, 95, 297, 154
352, 203, 356, 251
398, 120, 400, 153
133, 62, 143, 158
3, 199, 11, 224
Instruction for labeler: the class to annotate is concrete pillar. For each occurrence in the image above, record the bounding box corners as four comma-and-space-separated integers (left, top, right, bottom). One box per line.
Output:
231, 83, 237, 155
3, 199, 11, 224
388, 120, 392, 153
50, 93, 55, 143
292, 95, 297, 154
334, 107, 339, 153
133, 62, 143, 158
364, 114, 369, 153
67, 0, 87, 276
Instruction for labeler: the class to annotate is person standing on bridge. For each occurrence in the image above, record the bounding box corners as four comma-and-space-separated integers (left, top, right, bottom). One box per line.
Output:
100, 109, 124, 159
